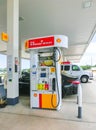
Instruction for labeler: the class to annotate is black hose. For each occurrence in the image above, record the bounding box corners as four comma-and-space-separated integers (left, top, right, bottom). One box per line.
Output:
51, 47, 61, 108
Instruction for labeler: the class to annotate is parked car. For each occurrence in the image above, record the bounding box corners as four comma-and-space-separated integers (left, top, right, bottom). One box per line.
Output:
19, 72, 30, 95
61, 62, 93, 83
61, 71, 78, 98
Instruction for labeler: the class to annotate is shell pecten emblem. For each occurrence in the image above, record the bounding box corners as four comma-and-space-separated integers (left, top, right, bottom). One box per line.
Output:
56, 38, 61, 43
1, 32, 9, 42
34, 93, 38, 97
25, 40, 29, 49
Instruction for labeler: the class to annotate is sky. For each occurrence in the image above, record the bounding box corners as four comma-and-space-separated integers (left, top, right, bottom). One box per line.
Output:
79, 33, 96, 66
0, 33, 96, 69
0, 56, 30, 69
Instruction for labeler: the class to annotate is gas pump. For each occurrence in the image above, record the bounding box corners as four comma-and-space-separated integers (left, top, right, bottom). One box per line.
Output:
25, 35, 68, 110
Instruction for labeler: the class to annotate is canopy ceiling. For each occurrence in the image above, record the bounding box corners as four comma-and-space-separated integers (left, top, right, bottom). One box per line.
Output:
0, 0, 96, 62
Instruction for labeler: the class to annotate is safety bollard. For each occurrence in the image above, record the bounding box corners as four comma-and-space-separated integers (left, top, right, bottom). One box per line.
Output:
72, 81, 82, 119
77, 83, 82, 118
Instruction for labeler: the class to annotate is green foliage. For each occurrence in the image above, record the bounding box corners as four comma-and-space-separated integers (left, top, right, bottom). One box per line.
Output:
80, 65, 91, 70
22, 69, 30, 73
0, 68, 7, 72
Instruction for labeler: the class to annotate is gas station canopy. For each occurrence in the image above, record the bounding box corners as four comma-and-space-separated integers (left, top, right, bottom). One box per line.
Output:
0, 0, 96, 62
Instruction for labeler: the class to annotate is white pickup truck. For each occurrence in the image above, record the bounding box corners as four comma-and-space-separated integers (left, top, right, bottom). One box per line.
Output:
61, 62, 93, 83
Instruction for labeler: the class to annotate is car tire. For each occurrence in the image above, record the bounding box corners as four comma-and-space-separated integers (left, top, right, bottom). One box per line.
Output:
81, 75, 88, 83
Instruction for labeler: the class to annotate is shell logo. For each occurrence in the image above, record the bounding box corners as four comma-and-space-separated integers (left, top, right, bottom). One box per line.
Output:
34, 93, 38, 97
1, 32, 9, 42
56, 38, 61, 43
25, 41, 29, 49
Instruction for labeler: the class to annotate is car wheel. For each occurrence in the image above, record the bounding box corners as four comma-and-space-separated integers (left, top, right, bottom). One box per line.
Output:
81, 75, 88, 83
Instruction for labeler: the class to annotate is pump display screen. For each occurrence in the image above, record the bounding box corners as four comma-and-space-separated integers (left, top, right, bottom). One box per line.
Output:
40, 73, 46, 77
41, 68, 46, 71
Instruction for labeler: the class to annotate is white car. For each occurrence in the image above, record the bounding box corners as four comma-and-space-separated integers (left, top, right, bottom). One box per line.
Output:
61, 62, 93, 83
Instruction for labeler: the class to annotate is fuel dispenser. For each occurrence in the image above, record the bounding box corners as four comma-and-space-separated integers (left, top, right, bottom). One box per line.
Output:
25, 35, 68, 110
